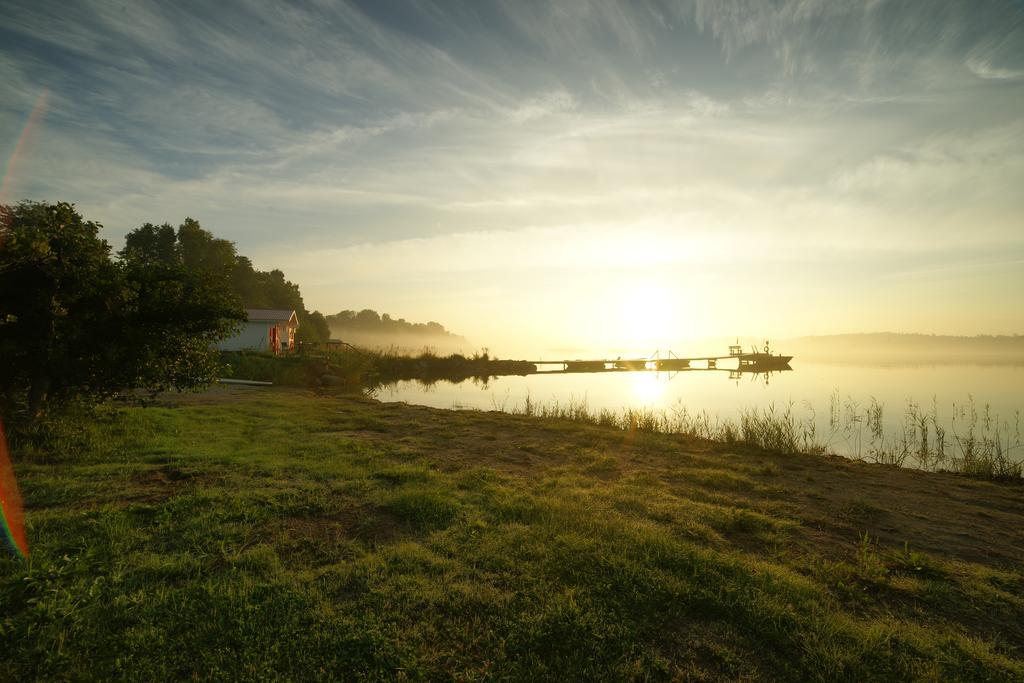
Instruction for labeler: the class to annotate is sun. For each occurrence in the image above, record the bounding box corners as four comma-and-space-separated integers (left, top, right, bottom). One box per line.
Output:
617, 282, 675, 349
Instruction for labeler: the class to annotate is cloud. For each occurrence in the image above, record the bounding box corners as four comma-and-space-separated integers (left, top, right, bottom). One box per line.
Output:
966, 57, 1024, 81
507, 90, 578, 123
830, 122, 1024, 211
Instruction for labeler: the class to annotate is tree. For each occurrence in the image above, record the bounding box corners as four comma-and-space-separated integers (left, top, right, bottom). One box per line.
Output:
323, 309, 462, 341
124, 218, 237, 282
176, 218, 236, 280
355, 309, 382, 328
116, 253, 246, 397
296, 310, 329, 346
0, 201, 245, 421
121, 222, 178, 265
1, 201, 122, 418
122, 217, 332, 347
252, 269, 304, 312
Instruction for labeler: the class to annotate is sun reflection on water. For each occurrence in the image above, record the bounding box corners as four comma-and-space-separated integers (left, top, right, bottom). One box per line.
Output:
630, 372, 668, 405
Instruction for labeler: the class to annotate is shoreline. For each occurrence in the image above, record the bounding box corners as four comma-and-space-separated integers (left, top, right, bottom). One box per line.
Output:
367, 386, 1024, 482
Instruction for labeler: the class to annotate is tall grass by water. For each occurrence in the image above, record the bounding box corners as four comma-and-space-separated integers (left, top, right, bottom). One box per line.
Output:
500, 393, 1023, 481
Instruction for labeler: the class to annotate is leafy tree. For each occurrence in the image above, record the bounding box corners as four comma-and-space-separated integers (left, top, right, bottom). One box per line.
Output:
121, 222, 178, 265
177, 218, 236, 280
124, 218, 236, 284
122, 218, 331, 347
0, 201, 244, 421
249, 269, 304, 312
327, 310, 355, 325
229, 255, 260, 305
355, 309, 382, 328
1, 201, 121, 418
296, 310, 330, 346
116, 252, 246, 397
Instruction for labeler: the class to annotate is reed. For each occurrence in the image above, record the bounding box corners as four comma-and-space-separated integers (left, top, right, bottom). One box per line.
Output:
504, 394, 1022, 481
509, 397, 823, 454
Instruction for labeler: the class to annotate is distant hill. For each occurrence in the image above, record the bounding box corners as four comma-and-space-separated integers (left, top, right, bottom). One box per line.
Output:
779, 333, 1024, 365
324, 309, 468, 352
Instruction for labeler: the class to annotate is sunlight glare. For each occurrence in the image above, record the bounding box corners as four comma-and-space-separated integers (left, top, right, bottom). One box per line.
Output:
618, 282, 675, 349
630, 372, 667, 405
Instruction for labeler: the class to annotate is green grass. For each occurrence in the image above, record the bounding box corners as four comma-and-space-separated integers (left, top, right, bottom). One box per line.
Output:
2, 388, 1023, 680
219, 351, 324, 387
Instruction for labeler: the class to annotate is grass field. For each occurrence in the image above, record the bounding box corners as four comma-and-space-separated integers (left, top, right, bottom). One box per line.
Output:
2, 386, 1023, 681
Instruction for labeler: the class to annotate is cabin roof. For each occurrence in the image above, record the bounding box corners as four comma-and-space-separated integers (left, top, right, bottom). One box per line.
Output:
245, 309, 298, 325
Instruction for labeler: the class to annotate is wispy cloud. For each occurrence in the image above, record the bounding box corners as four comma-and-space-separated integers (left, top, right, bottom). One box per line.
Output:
967, 57, 1024, 80
2, 0, 1022, 336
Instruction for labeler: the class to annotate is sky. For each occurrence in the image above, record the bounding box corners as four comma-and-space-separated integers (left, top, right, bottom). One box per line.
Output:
2, 0, 1023, 354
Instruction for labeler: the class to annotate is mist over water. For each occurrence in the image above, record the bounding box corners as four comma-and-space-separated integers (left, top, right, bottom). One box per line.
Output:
334, 332, 471, 356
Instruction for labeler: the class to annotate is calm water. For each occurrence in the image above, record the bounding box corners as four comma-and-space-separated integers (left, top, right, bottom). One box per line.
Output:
373, 359, 1024, 462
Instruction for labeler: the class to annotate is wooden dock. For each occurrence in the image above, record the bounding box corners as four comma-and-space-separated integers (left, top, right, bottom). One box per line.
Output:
524, 347, 792, 375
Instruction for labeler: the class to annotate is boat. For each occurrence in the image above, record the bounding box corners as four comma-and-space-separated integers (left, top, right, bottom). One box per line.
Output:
733, 340, 792, 368
737, 353, 793, 368
655, 358, 691, 371
613, 359, 649, 371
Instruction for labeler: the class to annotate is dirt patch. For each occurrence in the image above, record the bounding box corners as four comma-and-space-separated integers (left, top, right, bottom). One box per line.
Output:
127, 465, 210, 503
265, 503, 408, 552
765, 456, 1024, 568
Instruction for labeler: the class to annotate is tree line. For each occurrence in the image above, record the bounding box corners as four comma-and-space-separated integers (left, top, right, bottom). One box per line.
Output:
0, 200, 328, 421
325, 309, 462, 339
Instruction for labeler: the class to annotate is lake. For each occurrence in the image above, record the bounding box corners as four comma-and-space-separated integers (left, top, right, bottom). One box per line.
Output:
372, 357, 1024, 465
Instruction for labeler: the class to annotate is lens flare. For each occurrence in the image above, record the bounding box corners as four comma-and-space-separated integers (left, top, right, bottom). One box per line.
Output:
0, 89, 49, 208
0, 421, 28, 558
